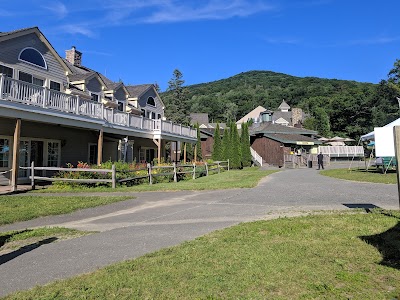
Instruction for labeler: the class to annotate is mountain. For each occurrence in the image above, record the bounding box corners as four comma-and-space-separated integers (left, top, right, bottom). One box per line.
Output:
162, 70, 398, 139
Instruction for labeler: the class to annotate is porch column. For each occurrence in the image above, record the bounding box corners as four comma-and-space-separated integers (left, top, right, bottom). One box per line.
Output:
97, 129, 103, 166
153, 138, 161, 165
175, 141, 178, 163
183, 143, 187, 163
194, 144, 197, 163
11, 119, 21, 191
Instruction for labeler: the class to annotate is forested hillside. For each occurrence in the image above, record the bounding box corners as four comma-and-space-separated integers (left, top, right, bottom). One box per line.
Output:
161, 69, 400, 139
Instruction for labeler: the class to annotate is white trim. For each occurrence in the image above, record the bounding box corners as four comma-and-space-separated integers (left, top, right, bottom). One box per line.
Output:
18, 47, 48, 70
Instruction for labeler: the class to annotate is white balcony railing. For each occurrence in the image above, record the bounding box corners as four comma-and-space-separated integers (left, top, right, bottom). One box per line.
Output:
0, 75, 197, 139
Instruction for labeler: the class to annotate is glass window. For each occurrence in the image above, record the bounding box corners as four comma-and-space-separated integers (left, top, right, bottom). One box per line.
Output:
91, 93, 99, 102
19, 47, 47, 69
118, 101, 124, 111
141, 109, 145, 117
47, 142, 59, 167
147, 97, 156, 106
19, 71, 44, 86
0, 65, 13, 78
0, 138, 10, 168
157, 114, 162, 120
151, 112, 156, 119
50, 81, 61, 91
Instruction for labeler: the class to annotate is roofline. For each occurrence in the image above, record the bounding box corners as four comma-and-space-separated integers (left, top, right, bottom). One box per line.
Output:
261, 133, 322, 144
0, 27, 73, 74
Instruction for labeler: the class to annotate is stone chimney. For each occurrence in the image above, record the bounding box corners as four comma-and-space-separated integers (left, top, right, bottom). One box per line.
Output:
291, 107, 303, 126
65, 46, 82, 67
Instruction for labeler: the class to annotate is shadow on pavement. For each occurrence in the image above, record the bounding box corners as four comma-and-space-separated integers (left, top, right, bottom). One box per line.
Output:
0, 237, 58, 265
342, 203, 380, 212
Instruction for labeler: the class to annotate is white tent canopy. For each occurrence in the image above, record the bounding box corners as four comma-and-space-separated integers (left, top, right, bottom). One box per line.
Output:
360, 117, 400, 141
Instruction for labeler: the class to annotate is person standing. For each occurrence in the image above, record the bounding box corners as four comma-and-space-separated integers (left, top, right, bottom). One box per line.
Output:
317, 152, 324, 170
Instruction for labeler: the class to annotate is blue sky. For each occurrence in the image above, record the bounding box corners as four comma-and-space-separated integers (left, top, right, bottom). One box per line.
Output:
1, 0, 400, 91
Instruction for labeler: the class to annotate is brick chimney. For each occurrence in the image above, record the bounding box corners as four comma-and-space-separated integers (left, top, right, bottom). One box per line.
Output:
65, 46, 82, 67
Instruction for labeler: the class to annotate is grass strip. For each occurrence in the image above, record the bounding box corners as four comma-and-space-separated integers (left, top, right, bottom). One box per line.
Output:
320, 168, 396, 184
36, 168, 278, 193
0, 196, 132, 225
4, 211, 400, 299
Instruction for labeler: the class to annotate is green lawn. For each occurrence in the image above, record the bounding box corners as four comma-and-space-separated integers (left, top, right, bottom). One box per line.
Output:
38, 168, 278, 193
320, 168, 397, 184
0, 195, 132, 225
4, 211, 400, 299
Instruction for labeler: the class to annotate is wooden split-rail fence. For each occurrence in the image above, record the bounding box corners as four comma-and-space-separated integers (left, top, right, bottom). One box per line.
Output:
22, 160, 230, 189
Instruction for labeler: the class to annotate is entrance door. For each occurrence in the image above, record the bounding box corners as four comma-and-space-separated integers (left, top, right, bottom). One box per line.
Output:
31, 141, 44, 176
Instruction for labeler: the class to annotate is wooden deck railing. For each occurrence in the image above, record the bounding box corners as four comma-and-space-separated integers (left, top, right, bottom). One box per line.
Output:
0, 74, 196, 138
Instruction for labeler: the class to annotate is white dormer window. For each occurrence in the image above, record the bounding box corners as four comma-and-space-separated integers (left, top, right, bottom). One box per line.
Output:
90, 92, 100, 102
18, 47, 47, 69
147, 96, 156, 107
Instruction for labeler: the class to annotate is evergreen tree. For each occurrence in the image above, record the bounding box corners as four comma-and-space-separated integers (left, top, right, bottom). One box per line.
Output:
230, 122, 241, 169
212, 123, 222, 161
163, 69, 189, 124
222, 126, 230, 161
241, 122, 252, 167
195, 123, 202, 161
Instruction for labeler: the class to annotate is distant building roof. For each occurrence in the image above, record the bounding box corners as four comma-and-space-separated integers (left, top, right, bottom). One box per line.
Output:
190, 113, 209, 125
263, 133, 322, 145
236, 106, 267, 125
250, 122, 317, 136
278, 100, 290, 111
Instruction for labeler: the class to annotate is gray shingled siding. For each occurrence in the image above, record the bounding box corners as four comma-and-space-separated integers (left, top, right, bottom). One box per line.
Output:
114, 86, 127, 102
138, 89, 164, 118
0, 33, 68, 88
86, 77, 103, 94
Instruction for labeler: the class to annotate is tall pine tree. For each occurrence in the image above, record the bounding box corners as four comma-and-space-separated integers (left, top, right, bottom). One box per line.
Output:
240, 122, 252, 167
163, 69, 189, 124
230, 122, 241, 169
212, 123, 222, 161
222, 126, 230, 161
195, 123, 202, 161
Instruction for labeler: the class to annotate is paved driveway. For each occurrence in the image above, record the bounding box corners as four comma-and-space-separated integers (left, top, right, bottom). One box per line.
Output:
0, 167, 398, 297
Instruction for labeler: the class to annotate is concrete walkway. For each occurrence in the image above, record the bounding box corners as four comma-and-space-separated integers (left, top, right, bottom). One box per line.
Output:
0, 167, 398, 297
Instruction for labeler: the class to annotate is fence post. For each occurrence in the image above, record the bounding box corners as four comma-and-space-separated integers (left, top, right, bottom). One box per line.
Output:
218, 162, 220, 174
173, 162, 177, 182
227, 159, 230, 171
30, 161, 35, 190
205, 162, 209, 176
147, 163, 153, 184
111, 164, 116, 189
193, 163, 196, 180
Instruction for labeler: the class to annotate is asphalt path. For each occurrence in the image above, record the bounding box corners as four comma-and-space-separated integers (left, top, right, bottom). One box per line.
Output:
0, 167, 398, 297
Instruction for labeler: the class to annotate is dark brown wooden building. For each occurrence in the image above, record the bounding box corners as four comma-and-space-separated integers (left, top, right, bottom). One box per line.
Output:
250, 123, 321, 167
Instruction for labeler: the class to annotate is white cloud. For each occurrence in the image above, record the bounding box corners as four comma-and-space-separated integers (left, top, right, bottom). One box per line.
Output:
42, 1, 68, 19
348, 36, 400, 46
143, 0, 275, 23
264, 36, 299, 45
59, 24, 96, 38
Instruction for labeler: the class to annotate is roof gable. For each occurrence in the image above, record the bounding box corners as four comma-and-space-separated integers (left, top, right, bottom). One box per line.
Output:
0, 27, 72, 74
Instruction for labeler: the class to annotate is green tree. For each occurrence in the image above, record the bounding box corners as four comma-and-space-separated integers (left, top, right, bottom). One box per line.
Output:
230, 122, 242, 169
195, 123, 202, 161
313, 107, 331, 137
222, 126, 230, 161
240, 122, 252, 167
212, 123, 223, 161
163, 69, 189, 124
